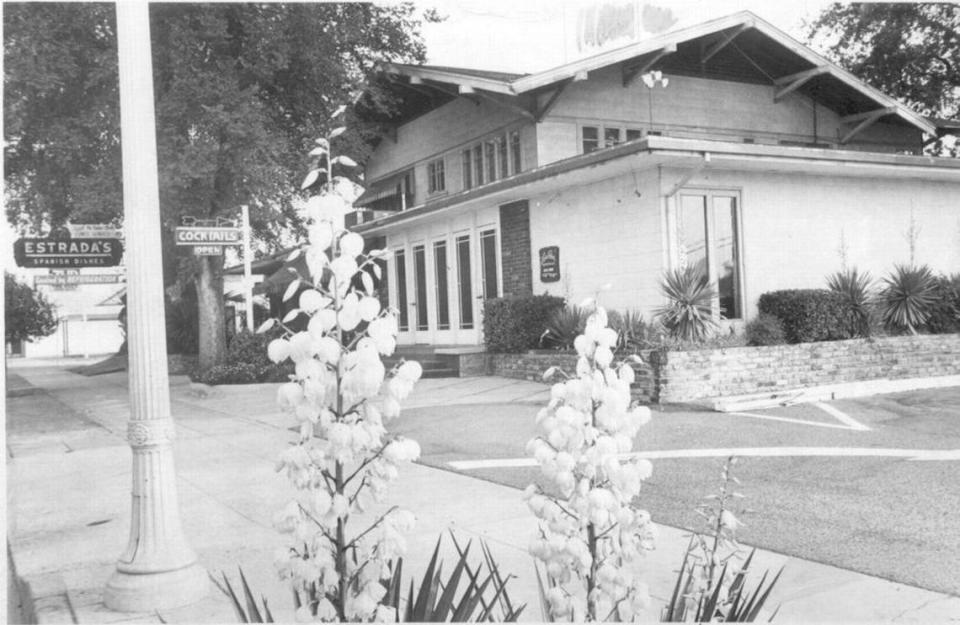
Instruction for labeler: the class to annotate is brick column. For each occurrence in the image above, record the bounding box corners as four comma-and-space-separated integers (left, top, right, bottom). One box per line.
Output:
499, 200, 533, 297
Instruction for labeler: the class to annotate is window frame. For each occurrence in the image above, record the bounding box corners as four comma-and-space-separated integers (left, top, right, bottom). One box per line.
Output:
427, 158, 446, 195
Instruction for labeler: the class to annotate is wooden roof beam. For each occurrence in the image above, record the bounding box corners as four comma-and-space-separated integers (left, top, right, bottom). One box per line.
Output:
773, 65, 829, 102
622, 44, 677, 87
702, 22, 751, 64
472, 89, 535, 120
840, 106, 897, 144
534, 77, 573, 122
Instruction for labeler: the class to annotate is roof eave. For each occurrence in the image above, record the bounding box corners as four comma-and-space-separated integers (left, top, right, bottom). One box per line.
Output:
380, 62, 516, 95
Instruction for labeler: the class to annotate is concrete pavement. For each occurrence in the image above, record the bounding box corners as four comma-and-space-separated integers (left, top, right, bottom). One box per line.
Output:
6, 363, 960, 623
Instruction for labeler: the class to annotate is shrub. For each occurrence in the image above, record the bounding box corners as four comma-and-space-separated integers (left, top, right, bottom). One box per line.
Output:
927, 273, 960, 334
540, 305, 587, 350
655, 266, 718, 342
195, 362, 261, 385
4, 272, 58, 344
877, 264, 938, 334
744, 313, 786, 346
826, 268, 874, 337
609, 309, 649, 353
483, 295, 565, 353
757, 289, 855, 344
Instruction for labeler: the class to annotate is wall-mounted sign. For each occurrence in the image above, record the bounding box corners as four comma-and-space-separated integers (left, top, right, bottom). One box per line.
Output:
14, 238, 124, 268
539, 246, 560, 283
193, 245, 224, 256
68, 224, 124, 239
175, 226, 241, 246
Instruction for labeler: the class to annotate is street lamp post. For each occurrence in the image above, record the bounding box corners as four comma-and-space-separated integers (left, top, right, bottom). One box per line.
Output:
105, 0, 208, 611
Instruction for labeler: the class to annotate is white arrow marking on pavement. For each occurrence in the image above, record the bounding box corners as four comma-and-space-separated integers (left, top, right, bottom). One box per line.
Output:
728, 402, 870, 431
447, 447, 960, 470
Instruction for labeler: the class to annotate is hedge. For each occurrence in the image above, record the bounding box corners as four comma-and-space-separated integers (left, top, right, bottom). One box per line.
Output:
192, 329, 293, 384
483, 295, 565, 353
757, 289, 856, 344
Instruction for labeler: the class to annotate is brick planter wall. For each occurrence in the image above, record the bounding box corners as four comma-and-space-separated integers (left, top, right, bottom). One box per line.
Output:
487, 334, 960, 404
655, 334, 960, 403
489, 351, 658, 402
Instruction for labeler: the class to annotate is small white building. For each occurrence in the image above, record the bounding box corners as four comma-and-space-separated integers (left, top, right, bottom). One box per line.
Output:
351, 11, 960, 347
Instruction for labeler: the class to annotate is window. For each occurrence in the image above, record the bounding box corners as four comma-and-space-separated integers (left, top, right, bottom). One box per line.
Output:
461, 149, 472, 189
480, 229, 499, 299
413, 245, 429, 331
509, 131, 521, 174
498, 135, 509, 179
427, 158, 445, 194
604, 127, 622, 148
582, 126, 599, 153
473, 144, 484, 186
625, 128, 643, 141
678, 191, 743, 320
433, 240, 450, 330
394, 249, 409, 331
484, 139, 498, 182
456, 235, 473, 329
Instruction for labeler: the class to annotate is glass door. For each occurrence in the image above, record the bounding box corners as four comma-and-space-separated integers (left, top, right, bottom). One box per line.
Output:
412, 244, 429, 337
678, 191, 743, 320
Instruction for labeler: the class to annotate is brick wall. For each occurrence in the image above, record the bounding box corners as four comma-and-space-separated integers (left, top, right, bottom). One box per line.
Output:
485, 334, 960, 405
656, 334, 960, 403
489, 352, 658, 403
499, 200, 533, 297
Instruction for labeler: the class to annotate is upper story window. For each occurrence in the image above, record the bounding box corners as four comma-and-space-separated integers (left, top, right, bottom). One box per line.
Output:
427, 158, 445, 194
583, 124, 644, 153
461, 128, 524, 190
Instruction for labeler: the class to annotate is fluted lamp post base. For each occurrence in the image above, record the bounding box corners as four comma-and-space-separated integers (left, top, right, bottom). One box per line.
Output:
105, 562, 209, 613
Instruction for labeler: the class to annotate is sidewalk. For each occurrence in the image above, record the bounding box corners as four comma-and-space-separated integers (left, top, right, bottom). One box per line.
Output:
6, 365, 960, 623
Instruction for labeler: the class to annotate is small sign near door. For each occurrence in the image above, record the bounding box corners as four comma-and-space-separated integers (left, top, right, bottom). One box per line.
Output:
539, 246, 560, 283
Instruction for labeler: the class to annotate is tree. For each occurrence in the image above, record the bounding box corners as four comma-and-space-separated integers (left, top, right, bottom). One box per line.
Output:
4, 3, 437, 370
807, 3, 959, 154
5, 273, 58, 345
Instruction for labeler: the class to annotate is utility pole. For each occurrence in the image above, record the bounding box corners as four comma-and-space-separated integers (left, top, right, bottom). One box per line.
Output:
105, 0, 207, 611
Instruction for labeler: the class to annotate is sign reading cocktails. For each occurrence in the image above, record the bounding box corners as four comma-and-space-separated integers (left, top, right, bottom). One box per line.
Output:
14, 237, 124, 268
174, 226, 241, 246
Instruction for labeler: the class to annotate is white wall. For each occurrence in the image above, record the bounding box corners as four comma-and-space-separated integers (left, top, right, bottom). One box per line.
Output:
675, 168, 960, 318
528, 169, 664, 318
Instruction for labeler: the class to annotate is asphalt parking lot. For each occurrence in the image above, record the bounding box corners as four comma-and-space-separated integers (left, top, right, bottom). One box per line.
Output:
393, 386, 960, 597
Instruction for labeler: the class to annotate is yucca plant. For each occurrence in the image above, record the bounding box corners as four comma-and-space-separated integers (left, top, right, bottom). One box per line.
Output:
877, 264, 938, 334
826, 267, 874, 338
540, 305, 588, 350
213, 568, 274, 623
609, 308, 650, 353
382, 531, 526, 622
655, 266, 718, 342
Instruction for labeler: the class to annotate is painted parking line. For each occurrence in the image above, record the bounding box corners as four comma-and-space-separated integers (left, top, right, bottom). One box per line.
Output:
728, 402, 870, 432
447, 447, 960, 470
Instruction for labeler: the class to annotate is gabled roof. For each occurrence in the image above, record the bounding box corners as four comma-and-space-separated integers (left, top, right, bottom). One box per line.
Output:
378, 10, 937, 136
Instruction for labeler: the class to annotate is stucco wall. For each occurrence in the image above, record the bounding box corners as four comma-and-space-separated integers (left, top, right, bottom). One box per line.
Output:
677, 168, 960, 319
527, 168, 664, 319
536, 68, 920, 164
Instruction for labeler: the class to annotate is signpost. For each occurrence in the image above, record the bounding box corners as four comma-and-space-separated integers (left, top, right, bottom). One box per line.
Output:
14, 237, 124, 268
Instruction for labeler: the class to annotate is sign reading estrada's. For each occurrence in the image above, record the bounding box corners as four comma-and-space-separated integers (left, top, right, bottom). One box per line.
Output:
14, 238, 124, 268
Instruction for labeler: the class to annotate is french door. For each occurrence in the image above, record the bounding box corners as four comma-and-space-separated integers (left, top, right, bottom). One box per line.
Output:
392, 224, 499, 345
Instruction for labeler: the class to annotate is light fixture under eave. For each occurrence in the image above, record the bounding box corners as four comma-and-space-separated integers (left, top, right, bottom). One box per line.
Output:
573, 71, 589, 82
458, 84, 475, 95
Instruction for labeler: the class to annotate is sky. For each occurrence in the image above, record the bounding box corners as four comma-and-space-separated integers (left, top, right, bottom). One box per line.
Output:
418, 0, 836, 73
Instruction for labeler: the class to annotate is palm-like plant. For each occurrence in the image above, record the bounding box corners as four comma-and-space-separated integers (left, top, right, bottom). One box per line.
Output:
878, 264, 938, 334
826, 267, 874, 337
655, 266, 718, 342
540, 305, 588, 350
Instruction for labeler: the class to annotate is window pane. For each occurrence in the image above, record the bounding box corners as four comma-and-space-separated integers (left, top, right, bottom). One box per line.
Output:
510, 131, 521, 174
462, 149, 472, 189
395, 250, 408, 331
473, 144, 484, 185
713, 196, 742, 319
485, 140, 497, 182
604, 127, 621, 147
626, 129, 642, 141
582, 126, 599, 153
413, 245, 428, 331
679, 195, 708, 276
457, 235, 473, 329
434, 240, 450, 330
480, 229, 498, 299
498, 134, 509, 178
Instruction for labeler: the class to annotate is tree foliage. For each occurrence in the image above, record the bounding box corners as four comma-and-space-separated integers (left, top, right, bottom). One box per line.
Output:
5, 273, 58, 344
807, 3, 959, 153
5, 3, 437, 368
